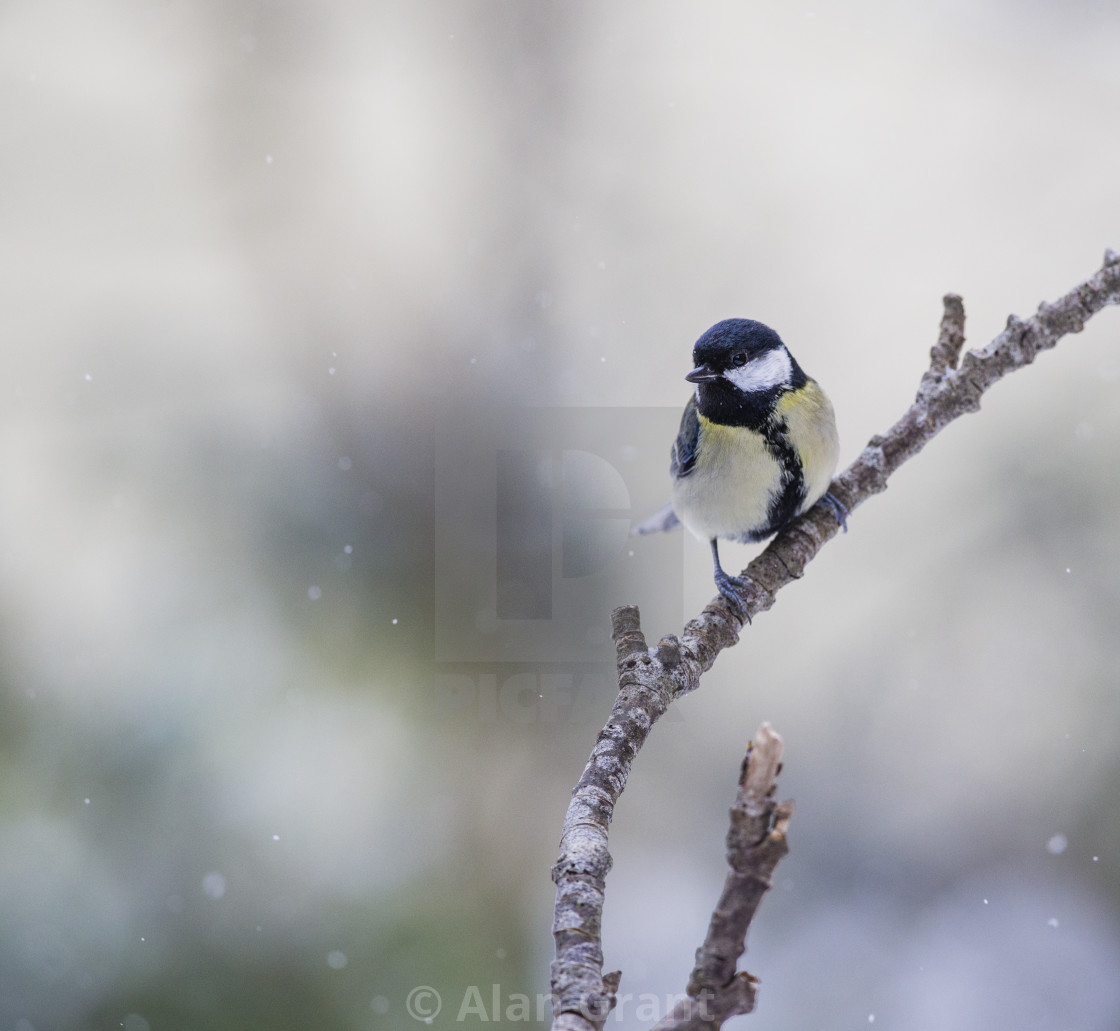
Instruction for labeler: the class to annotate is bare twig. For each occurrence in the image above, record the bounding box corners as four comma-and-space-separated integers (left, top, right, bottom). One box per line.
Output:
927, 292, 967, 376
650, 723, 792, 1031
549, 251, 1120, 1031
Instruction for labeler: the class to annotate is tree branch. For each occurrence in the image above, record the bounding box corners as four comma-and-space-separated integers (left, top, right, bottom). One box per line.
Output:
650, 723, 792, 1031
549, 250, 1120, 1030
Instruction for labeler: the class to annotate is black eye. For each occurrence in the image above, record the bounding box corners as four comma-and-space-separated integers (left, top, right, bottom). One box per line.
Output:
731, 352, 747, 367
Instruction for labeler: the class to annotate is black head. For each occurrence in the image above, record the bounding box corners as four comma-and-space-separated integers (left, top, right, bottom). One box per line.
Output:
690, 319, 785, 374
686, 318, 805, 428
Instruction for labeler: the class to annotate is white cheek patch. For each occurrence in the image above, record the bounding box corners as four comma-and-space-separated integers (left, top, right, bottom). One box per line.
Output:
723, 347, 792, 393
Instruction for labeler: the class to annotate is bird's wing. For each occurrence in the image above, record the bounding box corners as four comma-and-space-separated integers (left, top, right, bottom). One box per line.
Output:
630, 500, 681, 536
670, 395, 701, 479
630, 398, 698, 536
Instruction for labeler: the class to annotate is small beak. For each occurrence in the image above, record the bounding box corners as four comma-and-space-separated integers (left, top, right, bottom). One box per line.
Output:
685, 364, 719, 383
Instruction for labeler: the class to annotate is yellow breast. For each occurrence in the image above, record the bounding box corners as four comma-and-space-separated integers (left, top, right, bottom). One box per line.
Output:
776, 379, 839, 508
671, 416, 783, 543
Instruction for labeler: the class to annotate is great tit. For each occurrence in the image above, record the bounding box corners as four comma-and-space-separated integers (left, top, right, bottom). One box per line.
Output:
632, 318, 842, 611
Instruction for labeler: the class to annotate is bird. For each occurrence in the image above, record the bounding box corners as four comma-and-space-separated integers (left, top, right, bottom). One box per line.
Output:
632, 317, 843, 613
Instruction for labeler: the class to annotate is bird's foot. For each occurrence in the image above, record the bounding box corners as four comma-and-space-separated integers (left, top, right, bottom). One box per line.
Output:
714, 570, 753, 623
822, 491, 848, 533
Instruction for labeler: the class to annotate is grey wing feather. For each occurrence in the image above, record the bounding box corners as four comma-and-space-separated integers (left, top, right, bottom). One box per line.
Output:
630, 500, 681, 536
631, 396, 698, 535
632, 398, 698, 536
670, 396, 701, 479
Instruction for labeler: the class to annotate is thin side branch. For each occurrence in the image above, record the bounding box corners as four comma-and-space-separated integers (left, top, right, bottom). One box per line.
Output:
651, 723, 792, 1031
550, 250, 1120, 1031
928, 292, 967, 375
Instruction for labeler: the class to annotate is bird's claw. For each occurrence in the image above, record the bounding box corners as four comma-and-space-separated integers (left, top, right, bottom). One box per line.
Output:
714, 571, 752, 623
822, 491, 848, 533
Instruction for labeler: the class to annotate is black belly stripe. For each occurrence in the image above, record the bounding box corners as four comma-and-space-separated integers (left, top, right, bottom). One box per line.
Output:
759, 418, 806, 536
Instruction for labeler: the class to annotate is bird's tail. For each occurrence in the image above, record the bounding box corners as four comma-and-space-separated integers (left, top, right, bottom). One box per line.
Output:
630, 501, 681, 536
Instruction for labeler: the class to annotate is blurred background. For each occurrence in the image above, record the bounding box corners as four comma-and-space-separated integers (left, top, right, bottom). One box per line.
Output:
2, 1, 1119, 1029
